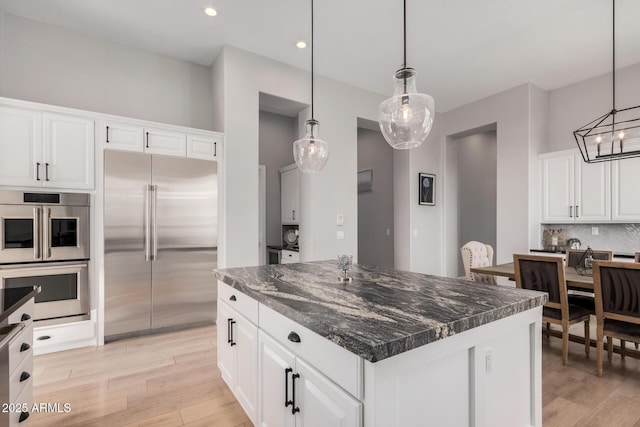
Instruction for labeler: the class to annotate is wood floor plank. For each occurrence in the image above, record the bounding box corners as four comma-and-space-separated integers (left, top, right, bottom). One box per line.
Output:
30, 322, 640, 426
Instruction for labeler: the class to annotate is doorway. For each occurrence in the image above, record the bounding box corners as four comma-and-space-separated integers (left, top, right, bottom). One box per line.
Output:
445, 127, 497, 277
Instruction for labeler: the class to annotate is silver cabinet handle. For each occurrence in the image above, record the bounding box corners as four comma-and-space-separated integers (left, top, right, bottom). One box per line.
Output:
576, 205, 580, 218
33, 207, 40, 260
43, 208, 51, 259
569, 206, 573, 218
144, 185, 151, 261
152, 185, 158, 261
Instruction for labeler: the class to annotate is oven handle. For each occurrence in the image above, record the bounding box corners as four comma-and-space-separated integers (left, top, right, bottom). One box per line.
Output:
43, 207, 51, 259
0, 263, 88, 276
33, 207, 41, 260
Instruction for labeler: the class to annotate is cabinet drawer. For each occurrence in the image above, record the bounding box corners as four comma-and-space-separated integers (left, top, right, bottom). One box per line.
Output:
10, 379, 33, 426
259, 304, 363, 400
9, 324, 33, 375
281, 250, 299, 263
8, 300, 34, 326
218, 281, 259, 325
9, 355, 32, 405
186, 134, 221, 160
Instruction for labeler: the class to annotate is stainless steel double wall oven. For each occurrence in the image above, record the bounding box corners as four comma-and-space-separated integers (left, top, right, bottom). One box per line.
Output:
0, 190, 90, 323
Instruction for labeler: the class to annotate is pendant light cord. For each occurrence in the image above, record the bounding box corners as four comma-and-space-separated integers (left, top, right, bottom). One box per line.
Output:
403, 0, 407, 69
612, 0, 616, 112
311, 0, 315, 120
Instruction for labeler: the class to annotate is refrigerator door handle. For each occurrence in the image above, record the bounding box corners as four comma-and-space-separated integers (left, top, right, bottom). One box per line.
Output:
145, 185, 151, 262
152, 185, 158, 261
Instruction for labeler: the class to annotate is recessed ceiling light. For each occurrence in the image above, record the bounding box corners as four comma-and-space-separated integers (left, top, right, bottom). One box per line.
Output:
296, 41, 307, 49
204, 7, 217, 17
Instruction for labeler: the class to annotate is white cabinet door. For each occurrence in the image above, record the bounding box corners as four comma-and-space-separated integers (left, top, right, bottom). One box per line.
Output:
258, 331, 296, 427
541, 154, 574, 222
217, 302, 235, 386
281, 168, 299, 224
0, 106, 42, 187
103, 120, 144, 152
234, 313, 258, 424
612, 155, 640, 221
187, 134, 221, 161
43, 113, 94, 189
144, 127, 186, 157
575, 157, 610, 222
295, 358, 362, 427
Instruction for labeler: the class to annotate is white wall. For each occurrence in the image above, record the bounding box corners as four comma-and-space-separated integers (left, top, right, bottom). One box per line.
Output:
357, 127, 394, 269
0, 12, 214, 130
259, 110, 296, 246
547, 62, 640, 153
212, 46, 385, 268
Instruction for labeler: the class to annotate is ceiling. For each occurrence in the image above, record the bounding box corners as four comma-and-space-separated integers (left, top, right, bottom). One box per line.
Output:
2, 0, 640, 112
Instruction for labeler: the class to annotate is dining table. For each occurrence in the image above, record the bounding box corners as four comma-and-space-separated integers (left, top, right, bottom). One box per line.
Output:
470, 262, 594, 290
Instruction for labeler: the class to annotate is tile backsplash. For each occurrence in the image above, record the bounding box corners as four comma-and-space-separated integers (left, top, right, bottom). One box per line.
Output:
541, 224, 640, 254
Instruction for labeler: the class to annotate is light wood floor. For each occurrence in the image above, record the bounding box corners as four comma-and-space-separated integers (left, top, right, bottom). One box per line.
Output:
31, 324, 640, 426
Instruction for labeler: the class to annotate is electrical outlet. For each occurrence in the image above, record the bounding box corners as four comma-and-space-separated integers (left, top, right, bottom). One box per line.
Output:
337, 230, 345, 240
485, 348, 493, 374
386, 228, 391, 236
592, 227, 599, 236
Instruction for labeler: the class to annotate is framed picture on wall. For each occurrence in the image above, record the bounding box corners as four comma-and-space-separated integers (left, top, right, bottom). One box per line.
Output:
419, 173, 435, 206
358, 169, 373, 193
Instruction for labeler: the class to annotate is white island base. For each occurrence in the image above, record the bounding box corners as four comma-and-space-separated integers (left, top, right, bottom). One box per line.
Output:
363, 307, 542, 427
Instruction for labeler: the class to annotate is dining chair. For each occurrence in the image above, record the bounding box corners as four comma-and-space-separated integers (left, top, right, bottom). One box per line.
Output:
513, 254, 591, 365
565, 249, 613, 312
460, 241, 497, 285
593, 260, 640, 376
635, 252, 640, 263
565, 249, 613, 268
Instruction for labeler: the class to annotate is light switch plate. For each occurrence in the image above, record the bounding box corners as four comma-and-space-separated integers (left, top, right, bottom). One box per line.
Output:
592, 227, 599, 236
336, 214, 344, 226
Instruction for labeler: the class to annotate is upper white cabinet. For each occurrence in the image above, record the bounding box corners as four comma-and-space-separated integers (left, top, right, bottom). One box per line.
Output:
280, 164, 299, 224
43, 113, 95, 189
101, 120, 221, 161
541, 151, 610, 223
0, 106, 41, 188
0, 105, 94, 190
612, 148, 640, 221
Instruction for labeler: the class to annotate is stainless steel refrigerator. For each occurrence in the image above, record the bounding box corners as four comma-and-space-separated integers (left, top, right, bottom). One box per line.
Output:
104, 150, 218, 339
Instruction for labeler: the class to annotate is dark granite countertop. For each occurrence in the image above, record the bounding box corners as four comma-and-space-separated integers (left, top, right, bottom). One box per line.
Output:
214, 261, 547, 363
0, 286, 39, 325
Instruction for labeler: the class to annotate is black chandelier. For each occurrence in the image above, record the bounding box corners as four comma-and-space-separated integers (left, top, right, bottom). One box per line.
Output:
573, 0, 640, 163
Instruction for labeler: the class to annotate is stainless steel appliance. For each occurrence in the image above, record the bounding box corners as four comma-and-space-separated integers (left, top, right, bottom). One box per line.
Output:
267, 246, 281, 264
0, 261, 89, 323
104, 150, 217, 339
0, 190, 90, 264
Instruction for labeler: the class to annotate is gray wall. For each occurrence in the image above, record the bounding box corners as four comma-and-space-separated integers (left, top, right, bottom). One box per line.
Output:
0, 12, 214, 129
455, 131, 497, 276
357, 128, 394, 268
259, 110, 296, 246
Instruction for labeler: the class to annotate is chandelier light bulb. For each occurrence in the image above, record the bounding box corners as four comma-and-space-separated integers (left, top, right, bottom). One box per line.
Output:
619, 131, 625, 140
596, 135, 602, 143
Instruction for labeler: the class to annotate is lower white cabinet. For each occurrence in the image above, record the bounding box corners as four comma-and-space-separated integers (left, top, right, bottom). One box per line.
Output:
258, 331, 362, 427
217, 300, 258, 424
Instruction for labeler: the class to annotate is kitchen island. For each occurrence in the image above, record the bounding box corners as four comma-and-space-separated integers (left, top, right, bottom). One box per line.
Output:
214, 261, 547, 427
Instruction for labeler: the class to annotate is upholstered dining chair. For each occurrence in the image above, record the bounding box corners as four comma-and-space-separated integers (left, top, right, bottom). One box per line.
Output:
513, 254, 591, 365
460, 241, 497, 285
635, 252, 640, 262
593, 260, 640, 376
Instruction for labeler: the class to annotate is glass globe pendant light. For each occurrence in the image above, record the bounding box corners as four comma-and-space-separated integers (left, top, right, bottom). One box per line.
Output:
293, 0, 329, 173
379, 0, 435, 149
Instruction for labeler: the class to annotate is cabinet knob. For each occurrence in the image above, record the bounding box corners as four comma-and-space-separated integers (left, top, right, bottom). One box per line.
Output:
229, 295, 237, 302
20, 371, 30, 382
287, 332, 301, 343
21, 313, 31, 322
19, 412, 29, 423
20, 343, 30, 352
